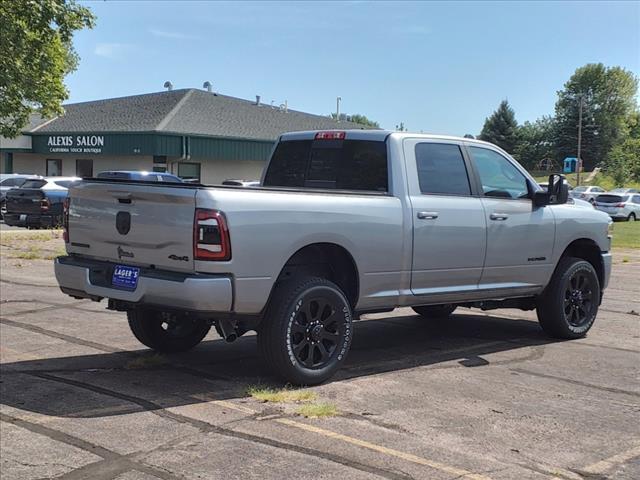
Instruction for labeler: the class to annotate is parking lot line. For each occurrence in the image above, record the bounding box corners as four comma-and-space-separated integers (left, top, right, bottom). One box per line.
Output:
207, 398, 493, 479
581, 444, 640, 475
275, 418, 493, 480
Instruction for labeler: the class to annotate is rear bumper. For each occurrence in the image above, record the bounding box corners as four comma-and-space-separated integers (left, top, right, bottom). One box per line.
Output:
54, 256, 233, 313
4, 213, 58, 228
602, 252, 612, 290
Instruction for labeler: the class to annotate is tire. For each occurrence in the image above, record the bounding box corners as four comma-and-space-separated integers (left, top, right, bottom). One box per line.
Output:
127, 308, 211, 353
258, 276, 353, 385
628, 213, 636, 222
536, 256, 600, 339
412, 304, 456, 318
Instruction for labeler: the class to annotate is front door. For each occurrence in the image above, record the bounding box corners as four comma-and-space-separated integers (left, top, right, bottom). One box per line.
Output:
466, 145, 555, 291
404, 139, 487, 298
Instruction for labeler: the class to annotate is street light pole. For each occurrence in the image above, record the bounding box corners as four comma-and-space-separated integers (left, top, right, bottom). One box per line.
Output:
576, 95, 584, 186
336, 97, 342, 121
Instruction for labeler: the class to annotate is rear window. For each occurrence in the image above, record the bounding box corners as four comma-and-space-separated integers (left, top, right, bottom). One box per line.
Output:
21, 180, 47, 189
597, 195, 627, 203
573, 186, 587, 193
264, 139, 388, 192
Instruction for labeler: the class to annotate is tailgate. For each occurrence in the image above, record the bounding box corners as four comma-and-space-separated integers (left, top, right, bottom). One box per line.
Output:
67, 181, 197, 272
5, 189, 44, 214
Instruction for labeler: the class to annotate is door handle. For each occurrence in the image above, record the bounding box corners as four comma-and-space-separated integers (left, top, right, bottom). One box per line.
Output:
417, 211, 439, 219
490, 212, 509, 221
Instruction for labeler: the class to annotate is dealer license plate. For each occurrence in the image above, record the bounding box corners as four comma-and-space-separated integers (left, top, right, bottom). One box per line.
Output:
112, 265, 140, 290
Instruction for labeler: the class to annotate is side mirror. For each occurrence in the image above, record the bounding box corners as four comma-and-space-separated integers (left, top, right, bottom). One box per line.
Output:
548, 174, 568, 205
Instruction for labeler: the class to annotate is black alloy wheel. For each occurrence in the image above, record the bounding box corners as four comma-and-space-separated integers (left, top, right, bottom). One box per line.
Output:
563, 269, 595, 328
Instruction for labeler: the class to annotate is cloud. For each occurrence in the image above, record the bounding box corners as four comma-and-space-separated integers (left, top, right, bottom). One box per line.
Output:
94, 43, 132, 59
149, 28, 199, 40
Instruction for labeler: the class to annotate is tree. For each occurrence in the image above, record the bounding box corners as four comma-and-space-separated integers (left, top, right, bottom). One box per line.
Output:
478, 100, 519, 153
0, 0, 95, 138
512, 116, 556, 170
331, 112, 380, 128
606, 138, 640, 185
554, 64, 638, 171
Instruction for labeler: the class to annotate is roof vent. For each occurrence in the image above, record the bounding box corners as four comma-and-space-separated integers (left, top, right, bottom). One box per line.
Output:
203, 81, 212, 93
163, 81, 173, 91
255, 95, 261, 106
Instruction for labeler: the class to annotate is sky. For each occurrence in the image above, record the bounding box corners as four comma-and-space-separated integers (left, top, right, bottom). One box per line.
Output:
68, 0, 640, 136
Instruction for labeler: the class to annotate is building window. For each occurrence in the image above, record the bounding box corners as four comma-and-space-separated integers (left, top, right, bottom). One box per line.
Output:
46, 159, 62, 176
76, 159, 93, 177
178, 162, 201, 181
3, 152, 13, 173
153, 155, 167, 164
152, 166, 167, 173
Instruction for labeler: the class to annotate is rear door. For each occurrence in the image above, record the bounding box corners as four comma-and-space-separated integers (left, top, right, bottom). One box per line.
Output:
67, 181, 197, 272
403, 138, 486, 297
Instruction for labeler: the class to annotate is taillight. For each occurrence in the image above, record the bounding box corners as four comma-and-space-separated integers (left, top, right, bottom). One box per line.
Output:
40, 198, 50, 211
615, 203, 625, 207
193, 209, 231, 261
62, 197, 70, 243
315, 131, 346, 140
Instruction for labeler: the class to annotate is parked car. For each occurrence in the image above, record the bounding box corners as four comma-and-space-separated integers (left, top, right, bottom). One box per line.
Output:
222, 179, 260, 187
570, 185, 606, 203
97, 171, 183, 182
0, 174, 42, 217
54, 130, 612, 385
594, 193, 640, 221
607, 188, 639, 195
4, 177, 81, 228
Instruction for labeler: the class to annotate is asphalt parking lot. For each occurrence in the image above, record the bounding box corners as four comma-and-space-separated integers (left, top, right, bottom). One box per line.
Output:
1, 239, 639, 480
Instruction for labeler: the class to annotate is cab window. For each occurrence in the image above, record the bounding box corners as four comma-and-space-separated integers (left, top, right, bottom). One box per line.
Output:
415, 143, 471, 195
469, 147, 529, 199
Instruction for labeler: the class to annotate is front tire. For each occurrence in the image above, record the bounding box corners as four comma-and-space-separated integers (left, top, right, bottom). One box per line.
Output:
536, 257, 600, 339
412, 304, 456, 318
127, 308, 211, 353
258, 277, 353, 385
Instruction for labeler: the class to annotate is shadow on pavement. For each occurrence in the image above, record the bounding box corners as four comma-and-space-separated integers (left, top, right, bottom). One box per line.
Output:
1, 311, 559, 418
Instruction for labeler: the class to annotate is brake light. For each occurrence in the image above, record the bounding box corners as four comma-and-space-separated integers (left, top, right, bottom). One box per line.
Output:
315, 131, 346, 140
40, 198, 50, 212
193, 209, 231, 261
62, 197, 70, 243
615, 203, 625, 207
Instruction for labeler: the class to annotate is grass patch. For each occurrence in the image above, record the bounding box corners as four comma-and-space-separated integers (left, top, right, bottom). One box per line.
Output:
43, 246, 68, 260
611, 221, 640, 249
124, 353, 167, 370
531, 171, 640, 191
0, 230, 63, 242
13, 246, 42, 259
247, 386, 317, 403
296, 402, 339, 418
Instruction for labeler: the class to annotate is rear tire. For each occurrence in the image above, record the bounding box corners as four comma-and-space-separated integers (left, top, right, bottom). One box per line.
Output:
127, 308, 211, 353
412, 304, 456, 318
258, 276, 353, 385
536, 257, 600, 339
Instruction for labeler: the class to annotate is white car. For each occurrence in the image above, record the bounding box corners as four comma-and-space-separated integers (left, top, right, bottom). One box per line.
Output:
570, 185, 606, 204
594, 193, 640, 221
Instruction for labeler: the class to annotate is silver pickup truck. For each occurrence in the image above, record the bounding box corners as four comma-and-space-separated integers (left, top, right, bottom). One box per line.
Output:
55, 130, 613, 384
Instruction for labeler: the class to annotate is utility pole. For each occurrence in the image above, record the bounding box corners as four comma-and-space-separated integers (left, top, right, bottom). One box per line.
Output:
336, 97, 342, 122
576, 95, 584, 186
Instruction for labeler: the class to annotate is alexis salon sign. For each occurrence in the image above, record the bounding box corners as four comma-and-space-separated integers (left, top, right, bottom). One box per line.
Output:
47, 135, 104, 153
